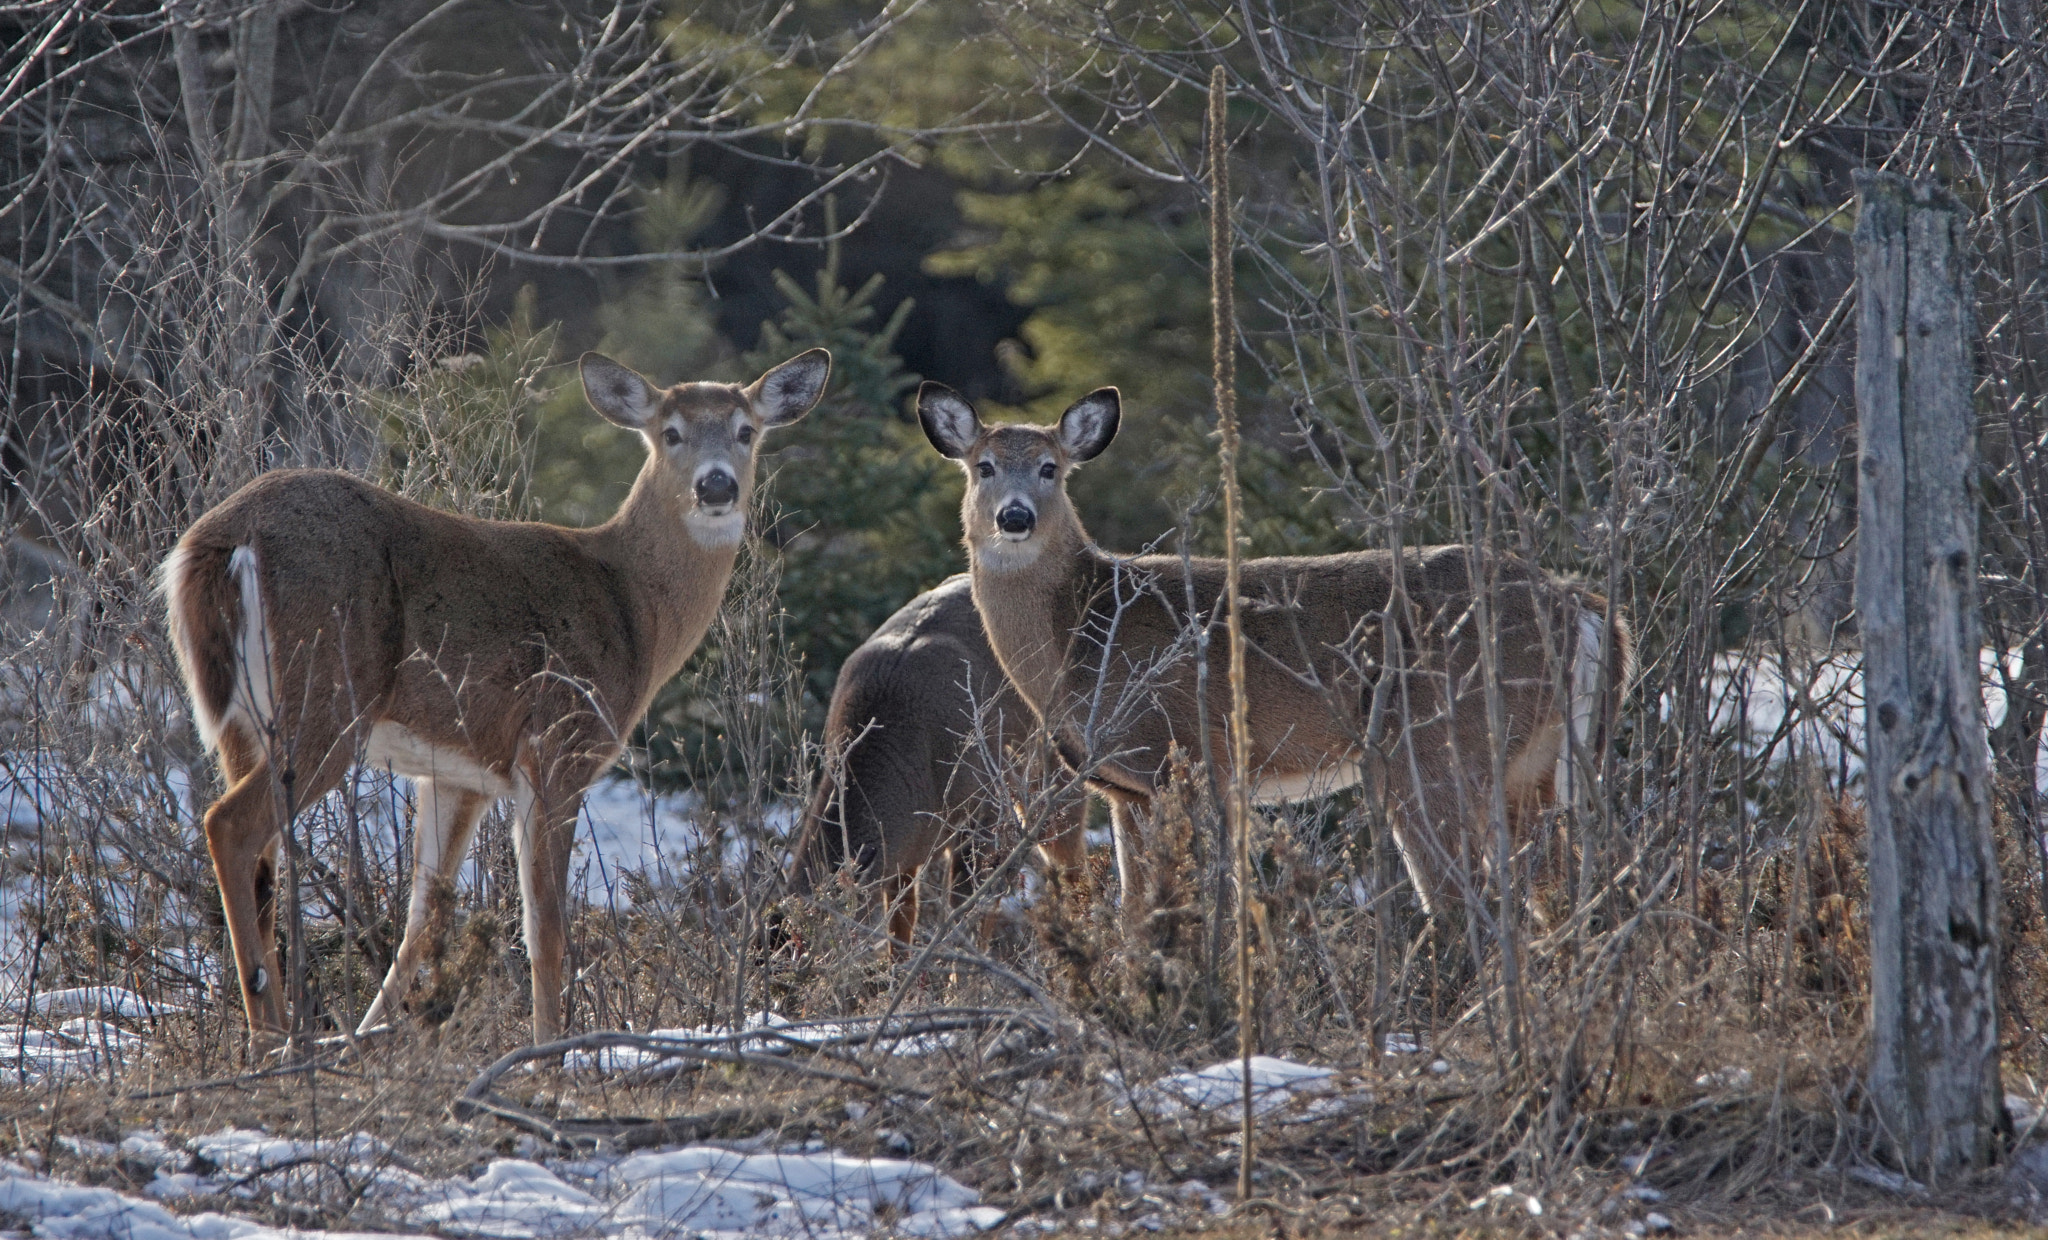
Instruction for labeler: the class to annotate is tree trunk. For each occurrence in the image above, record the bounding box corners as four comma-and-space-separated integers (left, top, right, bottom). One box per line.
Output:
1854, 169, 2004, 1181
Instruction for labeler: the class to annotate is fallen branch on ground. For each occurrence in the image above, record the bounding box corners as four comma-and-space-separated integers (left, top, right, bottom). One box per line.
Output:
450, 1010, 1061, 1145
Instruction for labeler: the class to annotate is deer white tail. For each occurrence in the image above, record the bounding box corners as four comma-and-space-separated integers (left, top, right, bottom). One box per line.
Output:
225, 546, 276, 741
159, 541, 275, 753
1556, 608, 1608, 808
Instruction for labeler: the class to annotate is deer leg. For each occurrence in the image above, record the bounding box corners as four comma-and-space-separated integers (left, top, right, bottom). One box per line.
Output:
1389, 823, 1444, 919
1388, 768, 1505, 987
201, 751, 288, 1050
513, 777, 583, 1045
884, 866, 922, 950
1388, 740, 1492, 923
941, 839, 1006, 948
357, 777, 488, 1034
1036, 794, 1088, 896
1505, 764, 1563, 931
1503, 718, 1566, 910
943, 841, 971, 908
1108, 792, 1152, 935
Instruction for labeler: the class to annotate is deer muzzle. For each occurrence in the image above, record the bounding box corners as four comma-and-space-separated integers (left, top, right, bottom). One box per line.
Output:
695, 467, 739, 511
996, 503, 1036, 538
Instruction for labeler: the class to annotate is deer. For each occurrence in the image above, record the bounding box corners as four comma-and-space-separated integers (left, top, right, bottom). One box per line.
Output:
916, 382, 1634, 928
160, 349, 830, 1051
786, 573, 1085, 946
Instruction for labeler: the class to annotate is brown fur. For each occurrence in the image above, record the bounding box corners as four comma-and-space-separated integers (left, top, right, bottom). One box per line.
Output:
787, 574, 1085, 944
918, 383, 1635, 925
161, 350, 829, 1050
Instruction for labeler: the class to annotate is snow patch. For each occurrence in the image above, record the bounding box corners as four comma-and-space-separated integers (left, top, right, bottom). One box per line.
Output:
1683, 648, 2042, 791
12, 985, 180, 1019
1381, 1031, 1425, 1055
0, 1016, 144, 1082
2, 1128, 1007, 1240
605, 1146, 984, 1235
1123, 1056, 1363, 1121
411, 1159, 607, 1238
0, 1163, 409, 1240
189, 1129, 398, 1178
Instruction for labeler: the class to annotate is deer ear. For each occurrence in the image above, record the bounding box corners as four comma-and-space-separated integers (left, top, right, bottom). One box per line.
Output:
1058, 388, 1120, 462
751, 348, 831, 427
918, 382, 982, 460
581, 353, 659, 429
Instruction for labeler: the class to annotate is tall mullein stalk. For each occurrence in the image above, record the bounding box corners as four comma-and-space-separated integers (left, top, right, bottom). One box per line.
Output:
1207, 64, 1257, 1204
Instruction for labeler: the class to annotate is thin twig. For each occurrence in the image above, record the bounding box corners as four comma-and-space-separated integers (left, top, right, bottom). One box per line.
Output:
453, 1030, 933, 1118
1208, 62, 1257, 1204
125, 1052, 344, 1101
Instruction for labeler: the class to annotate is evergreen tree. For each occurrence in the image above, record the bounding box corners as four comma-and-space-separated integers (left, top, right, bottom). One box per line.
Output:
745, 225, 965, 706
631, 221, 965, 796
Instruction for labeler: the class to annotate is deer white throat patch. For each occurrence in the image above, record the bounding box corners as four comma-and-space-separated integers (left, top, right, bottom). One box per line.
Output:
976, 533, 1044, 572
686, 509, 746, 549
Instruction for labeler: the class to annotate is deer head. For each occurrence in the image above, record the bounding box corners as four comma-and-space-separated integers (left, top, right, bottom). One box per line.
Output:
581, 348, 830, 548
917, 383, 1119, 571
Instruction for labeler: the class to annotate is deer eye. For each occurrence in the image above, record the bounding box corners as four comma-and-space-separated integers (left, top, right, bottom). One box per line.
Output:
976, 461, 995, 479
1039, 461, 1056, 480
663, 427, 682, 447
736, 424, 755, 446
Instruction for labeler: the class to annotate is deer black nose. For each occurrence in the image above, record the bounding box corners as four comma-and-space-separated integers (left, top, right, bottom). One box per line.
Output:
997, 504, 1035, 535
695, 469, 738, 509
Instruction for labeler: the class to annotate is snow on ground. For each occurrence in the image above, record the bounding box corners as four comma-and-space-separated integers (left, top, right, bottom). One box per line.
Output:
1693, 647, 2045, 790
2, 1060, 1379, 1239
1, 1126, 1006, 1240
0, 1017, 147, 1084
596, 1147, 995, 1238
1112, 1055, 1369, 1123
0, 987, 176, 1082
574, 779, 709, 902
13, 987, 185, 1020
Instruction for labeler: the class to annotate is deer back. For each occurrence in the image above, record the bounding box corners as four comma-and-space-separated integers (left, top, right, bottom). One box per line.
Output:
913, 379, 1610, 805
997, 543, 1601, 800
170, 470, 695, 784
790, 574, 1031, 888
163, 350, 830, 790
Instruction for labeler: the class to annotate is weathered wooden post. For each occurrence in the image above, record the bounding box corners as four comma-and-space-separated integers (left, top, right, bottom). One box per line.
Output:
1853, 170, 2003, 1179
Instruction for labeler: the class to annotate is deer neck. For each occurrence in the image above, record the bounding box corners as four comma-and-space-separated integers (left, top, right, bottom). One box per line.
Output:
590, 457, 739, 691
967, 511, 1100, 719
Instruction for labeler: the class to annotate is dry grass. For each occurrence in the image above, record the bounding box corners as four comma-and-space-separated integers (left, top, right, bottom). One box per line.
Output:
4, 789, 2044, 1236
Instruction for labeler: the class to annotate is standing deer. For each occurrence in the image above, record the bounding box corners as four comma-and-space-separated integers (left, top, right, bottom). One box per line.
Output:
916, 383, 1633, 925
786, 574, 1085, 945
161, 349, 830, 1050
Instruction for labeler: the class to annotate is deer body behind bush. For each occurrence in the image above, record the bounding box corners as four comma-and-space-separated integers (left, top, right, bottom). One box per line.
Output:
787, 574, 1085, 944
161, 350, 829, 1049
917, 383, 1633, 925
